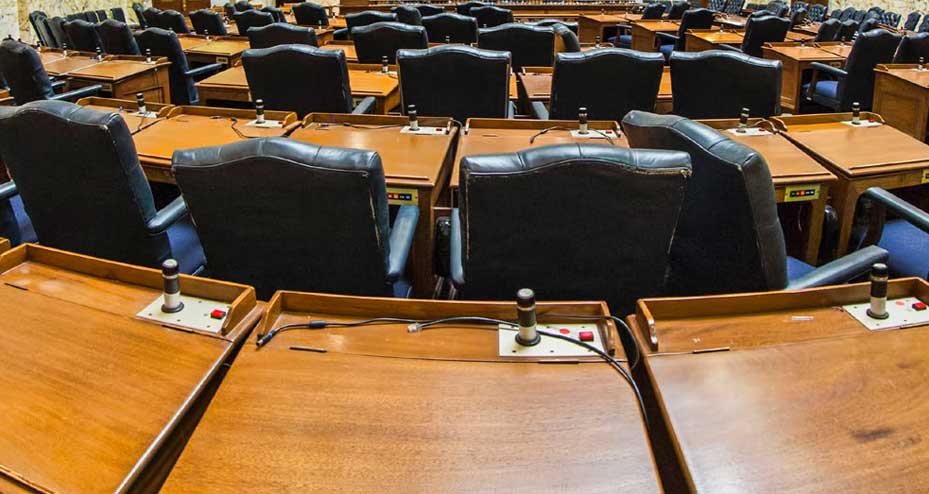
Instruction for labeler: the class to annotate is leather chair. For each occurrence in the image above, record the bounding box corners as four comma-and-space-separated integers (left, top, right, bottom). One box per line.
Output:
805, 29, 901, 111
96, 20, 140, 55
292, 2, 329, 26
670, 50, 781, 118
110, 8, 128, 24
135, 28, 224, 105
416, 4, 445, 17
880, 11, 901, 28
765, 0, 789, 17
903, 11, 922, 31
838, 7, 856, 21
471, 6, 513, 28
142, 8, 161, 29
261, 6, 286, 23
97, 9, 109, 20
235, 1, 254, 12
157, 10, 190, 33
861, 188, 929, 278
808, 4, 826, 22
65, 13, 84, 22
534, 20, 578, 34
234, 10, 274, 35
457, 1, 486, 16
422, 13, 478, 44
612, 3, 664, 48
553, 24, 580, 52
173, 138, 418, 299
894, 33, 929, 63
83, 11, 100, 23
450, 143, 692, 313
353, 22, 428, 63
248, 23, 318, 49
477, 23, 554, 71
723, 0, 745, 16
45, 17, 70, 49
132, 3, 148, 29
708, 0, 726, 12
393, 5, 423, 26
64, 20, 102, 53
224, 3, 237, 18
621, 111, 888, 296
837, 19, 859, 41
920, 16, 929, 33
788, 7, 807, 29
0, 101, 205, 274
397, 45, 511, 121
658, 8, 715, 59
0, 181, 35, 246
336, 11, 397, 40
857, 17, 880, 35
667, 1, 689, 19
189, 9, 227, 36
814, 18, 841, 42
719, 15, 789, 57
29, 11, 54, 47
0, 40, 101, 105
532, 48, 664, 121
242, 45, 376, 117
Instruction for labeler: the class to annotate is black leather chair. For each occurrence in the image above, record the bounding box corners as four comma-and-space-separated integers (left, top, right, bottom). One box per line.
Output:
471, 6, 513, 28
671, 50, 781, 118
416, 4, 445, 17
292, 2, 329, 26
242, 45, 376, 117
63, 20, 102, 53
393, 5, 423, 26
29, 11, 54, 47
837, 19, 859, 41
45, 17, 70, 49
189, 9, 227, 36
880, 11, 901, 28
612, 3, 664, 48
534, 19, 578, 34
861, 188, 929, 279
110, 8, 128, 24
0, 101, 205, 274
450, 143, 692, 313
667, 1, 689, 19
532, 48, 664, 121
132, 3, 148, 29
96, 20, 140, 55
838, 6, 856, 21
234, 10, 274, 35
553, 24, 580, 52
478, 23, 555, 71
83, 11, 100, 23
457, 1, 486, 16
248, 23, 318, 49
708, 0, 726, 12
920, 16, 929, 33
621, 111, 888, 296
261, 6, 286, 23
658, 8, 715, 59
173, 138, 418, 299
903, 11, 922, 31
135, 28, 224, 105
765, 0, 789, 17
805, 29, 901, 111
397, 45, 511, 121
719, 14, 789, 57
353, 22, 428, 63
224, 3, 237, 18
894, 33, 929, 63
0, 40, 101, 105
157, 10, 190, 33
142, 8, 161, 29
0, 181, 35, 247
235, 1, 254, 12
814, 18, 841, 42
422, 13, 478, 44
808, 3, 826, 22
788, 7, 807, 29
724, 0, 745, 15
857, 16, 880, 35
336, 11, 397, 40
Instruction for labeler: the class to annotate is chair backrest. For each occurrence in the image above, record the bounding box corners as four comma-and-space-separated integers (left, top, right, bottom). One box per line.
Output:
788, 8, 807, 28
808, 4, 826, 21
724, 0, 745, 15
142, 8, 161, 28
667, 1, 689, 19
674, 9, 715, 50
292, 2, 329, 26
84, 11, 100, 23
904, 11, 922, 31
173, 138, 394, 299
45, 17, 69, 48
471, 6, 513, 28
920, 16, 929, 33
838, 6, 856, 20
416, 4, 445, 17
422, 13, 478, 44
858, 17, 880, 35
894, 32, 929, 63
132, 3, 148, 28
96, 10, 108, 20
158, 9, 190, 33
64, 19, 102, 52
837, 29, 901, 110
248, 23, 318, 49
671, 49, 781, 118
457, 143, 691, 312
549, 48, 664, 121
134, 28, 196, 105
261, 6, 287, 22
189, 9, 227, 36
622, 111, 788, 295
235, 1, 254, 12
456, 1, 486, 16
553, 24, 580, 52
0, 101, 173, 269
353, 22, 428, 63
838, 20, 859, 41
814, 18, 841, 42
477, 23, 554, 70
224, 3, 237, 18
708, 0, 726, 12
535, 19, 579, 34
741, 15, 790, 57
234, 9, 274, 34
29, 11, 53, 47
852, 9, 867, 22
880, 11, 901, 27
111, 8, 127, 23
96, 20, 140, 55
242, 45, 353, 117
643, 3, 667, 19
346, 11, 397, 32
397, 45, 510, 121
393, 5, 423, 26
0, 39, 54, 104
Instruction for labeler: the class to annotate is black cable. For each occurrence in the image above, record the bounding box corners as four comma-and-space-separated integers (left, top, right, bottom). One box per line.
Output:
339, 122, 405, 130
229, 117, 263, 139
528, 125, 616, 145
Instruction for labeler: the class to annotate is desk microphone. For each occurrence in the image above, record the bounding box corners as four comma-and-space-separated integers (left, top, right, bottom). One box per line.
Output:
407, 104, 419, 131
736, 107, 749, 133
595, 35, 601, 48
160, 259, 184, 314
851, 102, 861, 125
445, 35, 451, 44
866, 263, 889, 320
255, 99, 266, 124
62, 43, 69, 57
381, 55, 389, 73
95, 46, 103, 61
515, 288, 541, 346
578, 107, 589, 135
203, 30, 212, 42
136, 93, 147, 114
145, 48, 152, 64
919, 57, 926, 71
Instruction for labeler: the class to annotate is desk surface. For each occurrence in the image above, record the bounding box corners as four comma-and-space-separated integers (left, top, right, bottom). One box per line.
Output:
161, 291, 661, 493
195, 64, 399, 99
65, 58, 168, 82
687, 29, 744, 45
632, 19, 681, 32
183, 37, 250, 57
43, 55, 100, 76
876, 64, 929, 89
0, 244, 259, 494
816, 41, 854, 58
762, 43, 846, 62
517, 66, 671, 103
319, 42, 358, 62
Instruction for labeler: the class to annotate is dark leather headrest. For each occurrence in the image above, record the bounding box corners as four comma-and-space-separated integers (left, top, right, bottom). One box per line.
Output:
173, 137, 382, 175
244, 43, 345, 63
397, 43, 509, 63
352, 21, 427, 37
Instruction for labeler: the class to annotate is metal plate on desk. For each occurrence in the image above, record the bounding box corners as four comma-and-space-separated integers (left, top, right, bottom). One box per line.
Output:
784, 184, 821, 202
137, 294, 230, 334
498, 323, 605, 357
844, 297, 929, 331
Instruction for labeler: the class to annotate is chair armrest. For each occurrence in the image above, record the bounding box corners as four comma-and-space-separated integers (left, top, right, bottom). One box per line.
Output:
449, 208, 465, 287
49, 84, 103, 102
656, 32, 679, 43
863, 187, 929, 234
810, 61, 848, 79
50, 79, 66, 92
386, 205, 419, 281
530, 101, 549, 120
506, 100, 517, 118
786, 245, 888, 289
333, 28, 349, 40
185, 63, 225, 79
717, 43, 742, 52
0, 181, 17, 201
146, 195, 189, 235
351, 96, 377, 115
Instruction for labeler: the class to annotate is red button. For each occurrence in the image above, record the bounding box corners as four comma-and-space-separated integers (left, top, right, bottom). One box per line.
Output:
559, 328, 571, 335
578, 331, 594, 342
210, 309, 227, 319
913, 302, 927, 311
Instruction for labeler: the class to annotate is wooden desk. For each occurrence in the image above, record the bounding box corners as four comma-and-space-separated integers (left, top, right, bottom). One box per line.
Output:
131, 106, 299, 184
76, 96, 174, 133
685, 29, 744, 52
0, 89, 12, 106
762, 42, 846, 113
629, 278, 929, 493
161, 291, 661, 493
697, 118, 837, 264
714, 13, 749, 29
181, 36, 250, 66
631, 20, 681, 52
577, 13, 627, 43
289, 113, 458, 298
319, 41, 358, 62
816, 40, 854, 58
195, 63, 401, 114
773, 112, 929, 257
873, 64, 929, 141
64, 56, 172, 103
0, 236, 8, 252
516, 66, 673, 113
42, 54, 100, 77
0, 244, 260, 494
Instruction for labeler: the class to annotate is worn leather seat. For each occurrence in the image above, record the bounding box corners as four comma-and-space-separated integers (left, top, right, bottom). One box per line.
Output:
422, 13, 478, 44
893, 32, 929, 63
234, 9, 274, 35
96, 19, 140, 55
670, 50, 781, 118
393, 5, 423, 26
719, 15, 790, 57
156, 9, 190, 33
336, 11, 397, 40
353, 22, 428, 63
814, 18, 841, 42
248, 23, 318, 49
471, 6, 514, 28
658, 8, 715, 59
189, 9, 227, 36
477, 23, 555, 71
292, 2, 329, 26
63, 19, 102, 52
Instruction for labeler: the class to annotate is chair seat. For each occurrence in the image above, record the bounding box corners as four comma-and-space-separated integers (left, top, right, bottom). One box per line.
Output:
392, 278, 412, 298
786, 255, 816, 280
612, 34, 632, 47
659, 43, 674, 61
878, 219, 929, 278
803, 80, 839, 109
166, 216, 206, 275
12, 195, 36, 244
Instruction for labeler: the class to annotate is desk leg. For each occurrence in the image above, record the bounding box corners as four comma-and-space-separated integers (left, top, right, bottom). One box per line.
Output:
831, 178, 859, 258
780, 59, 801, 114
410, 189, 436, 298
799, 190, 828, 264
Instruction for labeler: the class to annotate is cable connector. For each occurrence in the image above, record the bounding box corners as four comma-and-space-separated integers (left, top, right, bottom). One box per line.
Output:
407, 323, 423, 333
